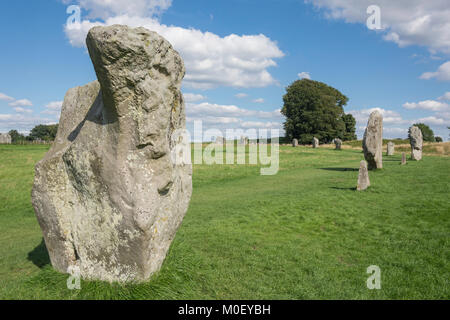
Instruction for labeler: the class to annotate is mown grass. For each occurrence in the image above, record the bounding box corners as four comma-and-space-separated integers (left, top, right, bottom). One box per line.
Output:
0, 144, 449, 300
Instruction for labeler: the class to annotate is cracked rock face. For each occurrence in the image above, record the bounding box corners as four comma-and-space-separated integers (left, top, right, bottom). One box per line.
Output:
409, 126, 423, 161
362, 111, 383, 170
32, 25, 192, 283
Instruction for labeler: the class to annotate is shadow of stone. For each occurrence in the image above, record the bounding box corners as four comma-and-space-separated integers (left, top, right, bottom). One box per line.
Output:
320, 168, 358, 172
330, 187, 357, 191
28, 238, 50, 268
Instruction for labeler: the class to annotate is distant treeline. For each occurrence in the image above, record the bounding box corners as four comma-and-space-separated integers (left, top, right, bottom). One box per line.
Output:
8, 124, 58, 144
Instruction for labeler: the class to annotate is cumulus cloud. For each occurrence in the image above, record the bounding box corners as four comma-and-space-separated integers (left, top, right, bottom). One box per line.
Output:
0, 93, 14, 101
298, 72, 311, 79
349, 107, 409, 125
9, 99, 33, 107
14, 107, 33, 114
403, 100, 449, 112
438, 92, 450, 101
64, 2, 284, 89
420, 61, 450, 81
306, 0, 450, 54
183, 93, 206, 103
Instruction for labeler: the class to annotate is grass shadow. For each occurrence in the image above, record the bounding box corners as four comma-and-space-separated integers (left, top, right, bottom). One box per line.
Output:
320, 168, 358, 172
28, 238, 50, 268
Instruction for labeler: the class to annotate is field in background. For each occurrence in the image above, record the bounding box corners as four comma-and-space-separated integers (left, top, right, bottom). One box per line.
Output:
0, 144, 449, 299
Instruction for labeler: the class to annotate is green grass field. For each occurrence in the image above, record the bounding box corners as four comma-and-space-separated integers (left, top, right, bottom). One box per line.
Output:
0, 144, 449, 299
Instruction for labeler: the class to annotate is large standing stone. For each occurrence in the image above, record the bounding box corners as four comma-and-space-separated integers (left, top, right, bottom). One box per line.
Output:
0, 133, 11, 144
31, 25, 192, 283
292, 139, 298, 147
362, 111, 383, 170
334, 138, 342, 150
387, 141, 395, 156
409, 126, 423, 161
312, 137, 319, 148
357, 160, 370, 191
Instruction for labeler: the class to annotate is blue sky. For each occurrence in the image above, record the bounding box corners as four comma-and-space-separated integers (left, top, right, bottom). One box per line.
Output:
0, 0, 449, 140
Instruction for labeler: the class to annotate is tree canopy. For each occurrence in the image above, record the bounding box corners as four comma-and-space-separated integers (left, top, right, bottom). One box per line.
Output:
411, 123, 435, 142
281, 79, 355, 144
29, 124, 59, 141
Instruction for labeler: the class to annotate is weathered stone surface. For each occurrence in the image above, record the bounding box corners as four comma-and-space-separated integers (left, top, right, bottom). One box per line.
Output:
401, 152, 407, 165
0, 133, 11, 144
312, 137, 319, 148
387, 141, 395, 156
31, 25, 192, 283
334, 138, 342, 150
292, 139, 298, 147
357, 160, 370, 191
409, 126, 423, 161
362, 111, 383, 170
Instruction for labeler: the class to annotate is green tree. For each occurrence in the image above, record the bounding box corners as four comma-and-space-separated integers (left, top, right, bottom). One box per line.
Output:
29, 124, 59, 141
281, 79, 353, 144
342, 113, 357, 141
8, 130, 25, 143
411, 123, 435, 142
435, 136, 443, 143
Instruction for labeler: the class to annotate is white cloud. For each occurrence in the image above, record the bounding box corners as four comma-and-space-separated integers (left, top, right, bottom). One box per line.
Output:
420, 61, 450, 81
235, 93, 248, 99
0, 93, 14, 101
75, 0, 172, 20
403, 100, 449, 112
183, 93, 206, 103
349, 107, 409, 125
438, 92, 450, 101
186, 102, 282, 119
14, 107, 33, 114
415, 116, 448, 126
41, 101, 64, 116
306, 0, 450, 54
252, 98, 265, 103
9, 99, 33, 107
64, 3, 284, 89
298, 72, 311, 80
0, 113, 55, 133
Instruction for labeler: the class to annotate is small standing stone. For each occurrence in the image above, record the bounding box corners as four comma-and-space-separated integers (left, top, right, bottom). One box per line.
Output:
215, 136, 225, 145
357, 160, 370, 191
334, 138, 342, 150
387, 141, 395, 156
401, 152, 407, 165
312, 137, 319, 148
409, 126, 423, 161
292, 139, 298, 147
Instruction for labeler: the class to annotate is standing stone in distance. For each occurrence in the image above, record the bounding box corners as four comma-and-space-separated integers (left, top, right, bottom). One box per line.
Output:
401, 152, 407, 165
312, 137, 319, 148
357, 160, 371, 191
292, 139, 298, 147
409, 126, 423, 161
239, 136, 249, 145
387, 141, 395, 156
362, 111, 383, 170
0, 133, 12, 144
334, 138, 342, 150
215, 136, 225, 145
32, 25, 193, 283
